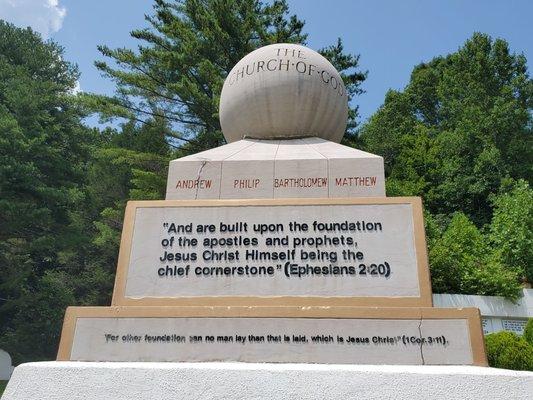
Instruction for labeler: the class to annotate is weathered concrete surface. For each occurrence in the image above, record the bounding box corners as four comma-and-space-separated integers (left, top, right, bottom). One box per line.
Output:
3, 362, 533, 400
166, 138, 385, 199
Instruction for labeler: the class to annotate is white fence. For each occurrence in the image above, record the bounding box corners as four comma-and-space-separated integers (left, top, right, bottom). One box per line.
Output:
434, 289, 532, 335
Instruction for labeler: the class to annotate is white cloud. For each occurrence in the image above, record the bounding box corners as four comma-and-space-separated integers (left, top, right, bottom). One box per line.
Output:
0, 0, 66, 38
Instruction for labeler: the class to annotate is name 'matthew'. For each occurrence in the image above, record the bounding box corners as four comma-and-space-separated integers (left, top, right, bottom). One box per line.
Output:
335, 176, 377, 187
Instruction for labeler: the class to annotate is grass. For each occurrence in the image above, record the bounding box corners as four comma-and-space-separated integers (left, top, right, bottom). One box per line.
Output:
0, 380, 7, 397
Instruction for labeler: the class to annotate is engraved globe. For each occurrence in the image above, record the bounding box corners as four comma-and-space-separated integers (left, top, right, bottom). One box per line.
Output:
219, 43, 348, 143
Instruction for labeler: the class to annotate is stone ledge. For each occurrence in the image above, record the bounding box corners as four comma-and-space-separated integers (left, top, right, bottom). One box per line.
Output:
3, 362, 532, 400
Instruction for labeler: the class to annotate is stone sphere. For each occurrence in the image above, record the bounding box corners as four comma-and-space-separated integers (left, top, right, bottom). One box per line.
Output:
219, 43, 348, 143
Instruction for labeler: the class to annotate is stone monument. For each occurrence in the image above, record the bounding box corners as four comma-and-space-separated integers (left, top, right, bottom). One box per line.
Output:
3, 43, 532, 400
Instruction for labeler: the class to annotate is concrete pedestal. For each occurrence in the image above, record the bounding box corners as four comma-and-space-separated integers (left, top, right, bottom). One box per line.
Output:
166, 137, 385, 200
3, 362, 532, 400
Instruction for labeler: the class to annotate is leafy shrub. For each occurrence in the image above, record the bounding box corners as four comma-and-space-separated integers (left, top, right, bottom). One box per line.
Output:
485, 330, 533, 371
524, 319, 533, 346
489, 180, 533, 283
429, 213, 521, 299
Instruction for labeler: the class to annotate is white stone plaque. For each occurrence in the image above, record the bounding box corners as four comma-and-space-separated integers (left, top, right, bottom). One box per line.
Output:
63, 314, 477, 365
113, 198, 431, 306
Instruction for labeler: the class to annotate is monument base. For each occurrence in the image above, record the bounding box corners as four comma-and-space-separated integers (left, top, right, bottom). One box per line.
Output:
3, 362, 532, 400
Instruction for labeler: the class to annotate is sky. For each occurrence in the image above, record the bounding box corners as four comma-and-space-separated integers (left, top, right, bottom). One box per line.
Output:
0, 0, 532, 125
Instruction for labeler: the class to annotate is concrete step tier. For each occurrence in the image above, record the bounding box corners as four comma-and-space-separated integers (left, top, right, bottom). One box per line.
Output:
166, 138, 385, 200
3, 362, 532, 400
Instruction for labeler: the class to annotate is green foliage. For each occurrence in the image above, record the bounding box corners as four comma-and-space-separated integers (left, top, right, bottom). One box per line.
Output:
429, 213, 521, 299
85, 120, 170, 303
489, 180, 533, 283
84, 0, 366, 152
0, 21, 96, 364
485, 330, 533, 371
1, 271, 75, 363
425, 178, 532, 297
360, 33, 532, 226
0, 381, 7, 396
524, 319, 533, 346
360, 33, 532, 295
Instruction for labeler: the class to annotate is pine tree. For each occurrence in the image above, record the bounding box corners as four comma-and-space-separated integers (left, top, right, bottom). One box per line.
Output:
82, 0, 366, 152
0, 21, 96, 363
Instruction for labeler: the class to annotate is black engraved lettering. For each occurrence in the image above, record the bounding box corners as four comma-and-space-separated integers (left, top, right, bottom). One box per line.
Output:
266, 59, 277, 71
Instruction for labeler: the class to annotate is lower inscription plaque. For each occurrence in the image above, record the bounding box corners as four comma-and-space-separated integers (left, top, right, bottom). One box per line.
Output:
58, 306, 486, 366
